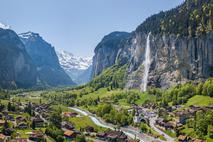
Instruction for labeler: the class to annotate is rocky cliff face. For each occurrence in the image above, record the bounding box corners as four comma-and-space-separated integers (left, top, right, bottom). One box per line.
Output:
118, 32, 213, 89
0, 29, 37, 89
92, 0, 213, 89
19, 32, 75, 87
92, 32, 130, 76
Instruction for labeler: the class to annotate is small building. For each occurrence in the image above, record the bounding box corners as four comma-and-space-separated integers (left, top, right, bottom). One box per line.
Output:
178, 135, 188, 142
32, 117, 44, 127
62, 112, 78, 117
96, 132, 107, 140
29, 131, 44, 141
106, 131, 128, 142
17, 123, 28, 129
5, 115, 15, 121
64, 130, 76, 139
16, 116, 26, 124
0, 133, 6, 142
4, 128, 15, 136
85, 126, 94, 132
61, 122, 74, 130
0, 120, 5, 126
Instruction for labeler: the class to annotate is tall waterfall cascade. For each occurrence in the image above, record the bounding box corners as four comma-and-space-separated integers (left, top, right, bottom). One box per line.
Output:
141, 32, 151, 92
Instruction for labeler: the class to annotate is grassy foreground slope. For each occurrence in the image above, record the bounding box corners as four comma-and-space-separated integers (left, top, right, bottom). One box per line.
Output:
185, 95, 213, 107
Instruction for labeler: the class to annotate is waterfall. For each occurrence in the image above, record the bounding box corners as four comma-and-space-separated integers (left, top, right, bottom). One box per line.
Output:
141, 32, 151, 92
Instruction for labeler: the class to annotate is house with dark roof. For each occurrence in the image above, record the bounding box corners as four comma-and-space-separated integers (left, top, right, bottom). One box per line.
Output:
106, 130, 128, 142
61, 121, 75, 130
17, 123, 28, 129
96, 132, 107, 140
29, 131, 44, 141
32, 117, 44, 127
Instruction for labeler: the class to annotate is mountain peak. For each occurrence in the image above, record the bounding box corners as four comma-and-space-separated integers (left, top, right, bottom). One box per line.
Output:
0, 22, 11, 30
57, 50, 92, 70
19, 31, 40, 39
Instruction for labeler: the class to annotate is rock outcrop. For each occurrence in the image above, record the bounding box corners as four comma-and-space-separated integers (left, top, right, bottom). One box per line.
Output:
120, 32, 213, 89
92, 32, 130, 76
0, 28, 37, 89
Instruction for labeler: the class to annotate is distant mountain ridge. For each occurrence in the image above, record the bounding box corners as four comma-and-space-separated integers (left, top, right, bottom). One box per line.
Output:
57, 50, 92, 85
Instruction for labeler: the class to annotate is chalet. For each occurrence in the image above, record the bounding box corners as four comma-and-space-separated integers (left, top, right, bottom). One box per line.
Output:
17, 123, 28, 129
96, 132, 107, 140
64, 130, 76, 139
4, 128, 15, 136
106, 131, 128, 142
63, 112, 78, 117
178, 135, 188, 142
175, 110, 191, 124
5, 115, 15, 121
0, 133, 6, 142
85, 126, 94, 132
29, 131, 44, 141
155, 118, 174, 130
16, 116, 26, 124
164, 122, 174, 130
61, 121, 74, 130
0, 120, 5, 126
32, 117, 44, 127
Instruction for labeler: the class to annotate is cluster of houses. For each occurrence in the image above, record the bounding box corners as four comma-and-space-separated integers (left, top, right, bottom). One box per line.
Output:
61, 111, 140, 142
155, 105, 213, 142
0, 101, 49, 142
0, 112, 45, 142
155, 105, 213, 129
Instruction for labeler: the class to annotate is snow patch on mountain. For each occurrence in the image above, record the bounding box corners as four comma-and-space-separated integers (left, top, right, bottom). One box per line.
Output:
57, 50, 93, 85
0, 22, 11, 29
57, 50, 92, 70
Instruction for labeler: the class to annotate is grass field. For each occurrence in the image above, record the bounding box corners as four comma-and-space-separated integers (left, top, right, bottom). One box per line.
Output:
185, 95, 213, 107
69, 116, 106, 132
135, 92, 156, 105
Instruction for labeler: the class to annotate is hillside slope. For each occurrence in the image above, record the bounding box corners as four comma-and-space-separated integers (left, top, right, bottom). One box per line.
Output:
0, 28, 37, 89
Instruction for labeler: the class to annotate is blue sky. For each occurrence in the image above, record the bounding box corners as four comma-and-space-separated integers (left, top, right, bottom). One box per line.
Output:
0, 0, 183, 56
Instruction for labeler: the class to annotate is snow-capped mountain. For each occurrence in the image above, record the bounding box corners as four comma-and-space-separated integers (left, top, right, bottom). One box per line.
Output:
57, 50, 93, 85
0, 22, 11, 29
57, 50, 92, 70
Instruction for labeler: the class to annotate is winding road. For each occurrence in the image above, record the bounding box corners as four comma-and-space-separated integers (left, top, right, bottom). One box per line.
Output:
68, 107, 164, 142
